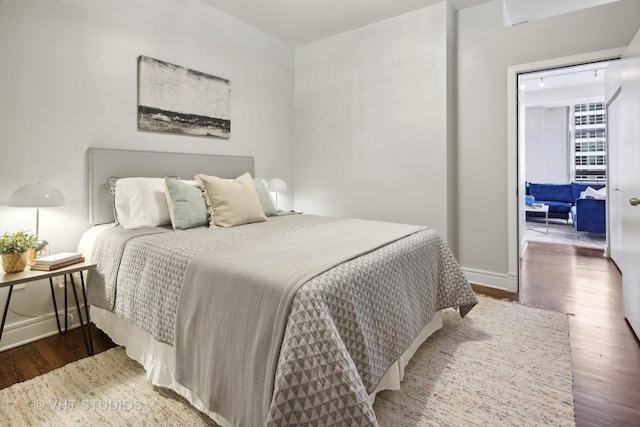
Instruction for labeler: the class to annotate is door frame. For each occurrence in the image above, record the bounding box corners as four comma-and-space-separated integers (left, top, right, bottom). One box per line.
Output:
606, 86, 622, 263
506, 47, 625, 293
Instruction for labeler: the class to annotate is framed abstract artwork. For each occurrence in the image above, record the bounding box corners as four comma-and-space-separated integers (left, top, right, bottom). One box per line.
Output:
137, 56, 231, 139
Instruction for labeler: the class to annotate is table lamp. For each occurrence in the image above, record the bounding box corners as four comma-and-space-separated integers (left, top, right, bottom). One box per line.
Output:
268, 178, 288, 206
6, 182, 65, 257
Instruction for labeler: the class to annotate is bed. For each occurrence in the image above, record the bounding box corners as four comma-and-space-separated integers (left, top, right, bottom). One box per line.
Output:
81, 147, 477, 427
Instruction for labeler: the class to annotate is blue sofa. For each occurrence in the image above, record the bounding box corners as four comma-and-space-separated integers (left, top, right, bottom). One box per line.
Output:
571, 198, 606, 233
526, 182, 606, 232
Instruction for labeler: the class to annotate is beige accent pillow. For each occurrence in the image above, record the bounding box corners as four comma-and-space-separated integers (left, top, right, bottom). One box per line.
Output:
195, 173, 267, 228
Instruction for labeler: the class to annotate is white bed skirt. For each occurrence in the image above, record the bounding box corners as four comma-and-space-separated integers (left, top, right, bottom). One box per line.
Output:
91, 306, 443, 426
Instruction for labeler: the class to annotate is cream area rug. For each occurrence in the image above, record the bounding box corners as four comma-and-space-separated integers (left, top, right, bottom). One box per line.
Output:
525, 219, 605, 250
373, 295, 575, 426
0, 296, 574, 426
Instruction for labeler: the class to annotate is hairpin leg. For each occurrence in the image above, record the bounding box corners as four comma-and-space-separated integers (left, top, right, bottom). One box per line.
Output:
0, 286, 14, 343
79, 272, 94, 355
49, 278, 63, 334
64, 275, 68, 333
70, 273, 93, 356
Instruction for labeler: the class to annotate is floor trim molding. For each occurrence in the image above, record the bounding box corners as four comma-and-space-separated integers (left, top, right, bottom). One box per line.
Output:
462, 267, 517, 293
0, 307, 83, 352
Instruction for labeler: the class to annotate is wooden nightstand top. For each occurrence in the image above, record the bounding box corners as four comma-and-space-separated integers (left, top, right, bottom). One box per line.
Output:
0, 261, 97, 288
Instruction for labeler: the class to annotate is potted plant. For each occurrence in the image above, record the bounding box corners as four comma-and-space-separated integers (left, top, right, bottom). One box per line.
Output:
0, 231, 37, 273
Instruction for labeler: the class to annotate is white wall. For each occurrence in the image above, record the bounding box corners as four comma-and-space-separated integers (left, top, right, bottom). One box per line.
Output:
0, 0, 294, 348
605, 60, 623, 102
605, 60, 623, 266
544, 107, 569, 182
293, 3, 456, 243
525, 108, 545, 182
525, 107, 569, 183
458, 0, 640, 290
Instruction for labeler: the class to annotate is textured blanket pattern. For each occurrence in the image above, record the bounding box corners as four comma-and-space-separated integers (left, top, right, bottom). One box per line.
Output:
88, 215, 341, 344
87, 215, 477, 426
268, 230, 477, 426
174, 220, 432, 427
87, 226, 168, 311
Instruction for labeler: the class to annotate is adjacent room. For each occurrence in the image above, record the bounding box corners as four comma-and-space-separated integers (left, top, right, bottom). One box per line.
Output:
520, 62, 610, 251
0, 0, 639, 426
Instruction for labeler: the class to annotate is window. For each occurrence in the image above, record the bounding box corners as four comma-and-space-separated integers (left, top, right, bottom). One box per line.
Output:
575, 140, 605, 152
572, 102, 606, 183
575, 155, 606, 166
574, 102, 604, 113
575, 130, 605, 139
574, 114, 606, 126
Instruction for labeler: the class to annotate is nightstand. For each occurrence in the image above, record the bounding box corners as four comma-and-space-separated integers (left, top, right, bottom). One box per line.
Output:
0, 261, 97, 355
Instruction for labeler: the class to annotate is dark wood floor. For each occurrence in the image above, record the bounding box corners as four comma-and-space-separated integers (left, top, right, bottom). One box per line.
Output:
1, 241, 638, 426
476, 241, 640, 427
519, 241, 640, 427
0, 324, 115, 389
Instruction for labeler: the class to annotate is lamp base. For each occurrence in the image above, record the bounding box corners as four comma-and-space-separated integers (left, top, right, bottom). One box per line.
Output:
35, 239, 50, 258
27, 248, 36, 265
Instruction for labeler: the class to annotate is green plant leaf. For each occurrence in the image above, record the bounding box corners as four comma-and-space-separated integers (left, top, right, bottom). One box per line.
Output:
0, 231, 37, 254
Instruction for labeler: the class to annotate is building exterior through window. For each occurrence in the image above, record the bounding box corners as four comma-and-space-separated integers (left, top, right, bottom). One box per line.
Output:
572, 102, 606, 183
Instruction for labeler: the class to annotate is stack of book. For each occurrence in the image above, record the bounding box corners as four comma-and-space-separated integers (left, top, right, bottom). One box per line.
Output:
31, 252, 85, 271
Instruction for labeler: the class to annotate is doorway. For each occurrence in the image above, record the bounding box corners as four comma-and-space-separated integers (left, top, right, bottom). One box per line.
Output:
505, 48, 625, 294
518, 61, 613, 254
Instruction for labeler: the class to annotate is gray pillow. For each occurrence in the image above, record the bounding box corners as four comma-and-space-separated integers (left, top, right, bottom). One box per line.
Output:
254, 178, 278, 216
106, 177, 120, 225
164, 177, 209, 230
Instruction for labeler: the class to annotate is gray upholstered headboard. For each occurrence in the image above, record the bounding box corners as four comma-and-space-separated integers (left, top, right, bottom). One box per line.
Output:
88, 147, 255, 225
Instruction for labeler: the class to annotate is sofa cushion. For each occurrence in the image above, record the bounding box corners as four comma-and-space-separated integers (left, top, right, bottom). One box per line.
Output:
571, 182, 605, 202
573, 198, 606, 233
528, 183, 572, 203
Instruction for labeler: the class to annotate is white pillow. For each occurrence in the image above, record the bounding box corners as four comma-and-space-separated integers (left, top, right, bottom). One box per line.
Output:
114, 177, 172, 229
583, 186, 606, 200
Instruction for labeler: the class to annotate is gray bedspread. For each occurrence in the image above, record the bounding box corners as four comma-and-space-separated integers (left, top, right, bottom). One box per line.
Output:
175, 219, 428, 426
87, 214, 477, 426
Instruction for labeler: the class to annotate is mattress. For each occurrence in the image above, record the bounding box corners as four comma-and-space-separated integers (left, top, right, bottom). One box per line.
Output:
82, 214, 477, 426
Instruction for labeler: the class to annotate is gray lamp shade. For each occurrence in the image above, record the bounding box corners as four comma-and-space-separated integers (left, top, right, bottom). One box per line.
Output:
7, 183, 66, 207
268, 178, 288, 192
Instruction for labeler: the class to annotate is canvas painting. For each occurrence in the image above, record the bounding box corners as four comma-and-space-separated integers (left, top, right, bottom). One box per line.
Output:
137, 56, 231, 138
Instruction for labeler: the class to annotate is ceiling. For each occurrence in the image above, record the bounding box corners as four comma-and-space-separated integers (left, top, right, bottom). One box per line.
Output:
520, 62, 611, 108
503, 0, 619, 26
199, 0, 492, 46
199, 0, 621, 46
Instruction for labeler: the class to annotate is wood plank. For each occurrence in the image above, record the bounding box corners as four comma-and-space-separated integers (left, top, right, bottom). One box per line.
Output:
511, 241, 640, 427
0, 325, 115, 389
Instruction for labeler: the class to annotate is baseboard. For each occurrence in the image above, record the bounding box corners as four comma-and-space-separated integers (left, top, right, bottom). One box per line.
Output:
0, 306, 83, 352
462, 267, 517, 293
